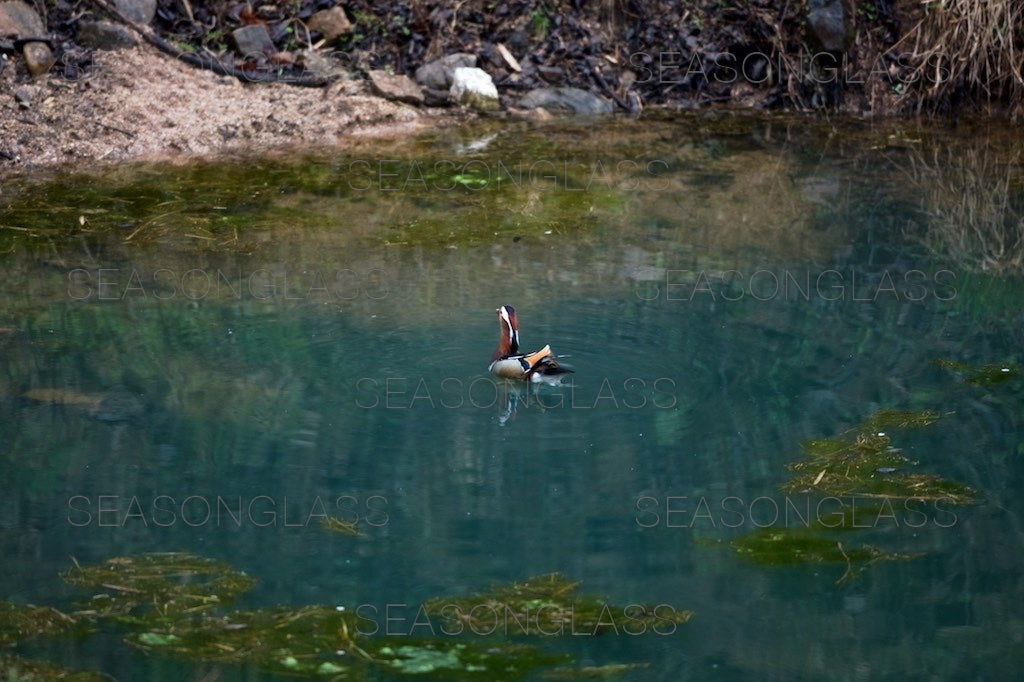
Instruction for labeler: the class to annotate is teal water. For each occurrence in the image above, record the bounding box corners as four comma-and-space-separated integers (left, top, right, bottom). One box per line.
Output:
1, 115, 1023, 680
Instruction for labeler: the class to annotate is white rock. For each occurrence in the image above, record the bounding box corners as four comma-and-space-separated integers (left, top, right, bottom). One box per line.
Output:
449, 67, 499, 111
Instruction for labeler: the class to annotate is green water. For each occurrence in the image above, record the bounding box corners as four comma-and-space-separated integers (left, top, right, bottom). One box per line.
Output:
1, 114, 1023, 680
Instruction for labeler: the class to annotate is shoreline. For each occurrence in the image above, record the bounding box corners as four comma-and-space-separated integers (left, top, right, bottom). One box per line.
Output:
0, 44, 454, 174
3, 0, 1021, 175
0, 46, 1015, 177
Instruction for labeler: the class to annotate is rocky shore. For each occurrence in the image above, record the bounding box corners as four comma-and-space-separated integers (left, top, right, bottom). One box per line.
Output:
1, 0, 638, 170
0, 41, 430, 169
1, 0, 1019, 170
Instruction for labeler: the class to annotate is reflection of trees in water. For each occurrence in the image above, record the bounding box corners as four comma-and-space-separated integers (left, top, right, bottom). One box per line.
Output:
905, 144, 1024, 276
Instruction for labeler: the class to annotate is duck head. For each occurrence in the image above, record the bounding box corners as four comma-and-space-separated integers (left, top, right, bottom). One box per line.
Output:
493, 305, 520, 360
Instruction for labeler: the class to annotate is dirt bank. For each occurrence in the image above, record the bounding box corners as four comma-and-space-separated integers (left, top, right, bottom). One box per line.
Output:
0, 43, 439, 172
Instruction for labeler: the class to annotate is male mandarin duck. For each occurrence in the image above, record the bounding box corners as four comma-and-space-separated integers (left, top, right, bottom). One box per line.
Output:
488, 305, 574, 383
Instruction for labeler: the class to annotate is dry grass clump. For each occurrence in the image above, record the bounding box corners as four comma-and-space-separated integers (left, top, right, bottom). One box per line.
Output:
896, 0, 1024, 113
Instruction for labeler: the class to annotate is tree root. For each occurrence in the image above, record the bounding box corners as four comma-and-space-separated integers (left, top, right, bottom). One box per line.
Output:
88, 0, 338, 87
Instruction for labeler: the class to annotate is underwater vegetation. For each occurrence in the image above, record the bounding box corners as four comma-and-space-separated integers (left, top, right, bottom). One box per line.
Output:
0, 603, 100, 681
61, 553, 257, 624
320, 515, 363, 536
423, 573, 693, 637
781, 409, 975, 503
729, 526, 922, 586
0, 653, 108, 681
722, 408, 976, 582
1, 553, 691, 680
125, 604, 370, 677
0, 601, 76, 648
542, 663, 651, 678
935, 359, 1021, 386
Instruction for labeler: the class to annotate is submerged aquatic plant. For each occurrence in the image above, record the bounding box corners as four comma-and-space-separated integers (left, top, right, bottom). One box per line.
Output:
61, 552, 256, 623
320, 515, 363, 536
731, 528, 886, 565
862, 408, 941, 430
126, 605, 369, 676
56, 555, 688, 678
129, 610, 569, 679
935, 358, 1020, 385
543, 663, 651, 678
722, 408, 975, 581
375, 641, 568, 677
424, 573, 693, 636
0, 653, 107, 681
0, 601, 76, 647
781, 409, 974, 504
729, 527, 918, 584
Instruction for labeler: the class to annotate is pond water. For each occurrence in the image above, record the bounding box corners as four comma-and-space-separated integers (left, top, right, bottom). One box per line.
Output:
1, 113, 1022, 680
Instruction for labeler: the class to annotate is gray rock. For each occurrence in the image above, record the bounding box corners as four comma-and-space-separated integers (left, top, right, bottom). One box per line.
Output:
449, 66, 499, 111
0, 1, 44, 36
113, 0, 156, 25
77, 20, 138, 50
807, 0, 850, 52
232, 24, 275, 58
518, 86, 613, 115
22, 41, 53, 77
13, 85, 31, 109
414, 52, 477, 91
308, 6, 353, 41
368, 70, 424, 105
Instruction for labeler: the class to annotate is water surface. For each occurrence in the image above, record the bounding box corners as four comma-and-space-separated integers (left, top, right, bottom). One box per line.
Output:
1, 114, 1022, 680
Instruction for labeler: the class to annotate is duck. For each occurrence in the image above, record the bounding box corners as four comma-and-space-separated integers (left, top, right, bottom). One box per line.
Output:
489, 305, 574, 383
